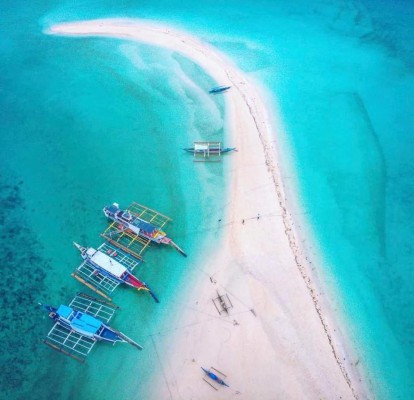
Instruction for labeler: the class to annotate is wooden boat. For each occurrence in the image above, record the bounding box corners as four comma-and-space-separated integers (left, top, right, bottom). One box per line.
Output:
183, 141, 237, 162
209, 85, 231, 94
103, 202, 187, 257
183, 146, 236, 154
42, 303, 126, 344
73, 242, 159, 303
201, 367, 230, 387
40, 293, 142, 362
104, 203, 169, 243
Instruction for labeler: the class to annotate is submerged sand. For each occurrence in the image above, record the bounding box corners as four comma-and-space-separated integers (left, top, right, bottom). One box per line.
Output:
47, 19, 369, 399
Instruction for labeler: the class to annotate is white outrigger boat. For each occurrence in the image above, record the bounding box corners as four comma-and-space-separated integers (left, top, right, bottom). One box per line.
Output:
183, 141, 237, 162
73, 242, 159, 302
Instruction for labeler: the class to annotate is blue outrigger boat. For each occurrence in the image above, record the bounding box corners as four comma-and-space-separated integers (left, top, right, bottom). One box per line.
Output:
201, 367, 230, 388
209, 85, 231, 94
42, 303, 125, 343
40, 293, 142, 362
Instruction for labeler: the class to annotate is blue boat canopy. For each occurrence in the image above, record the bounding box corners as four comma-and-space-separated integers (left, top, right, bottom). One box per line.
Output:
72, 312, 102, 334
106, 204, 119, 214
135, 219, 157, 234
57, 305, 73, 319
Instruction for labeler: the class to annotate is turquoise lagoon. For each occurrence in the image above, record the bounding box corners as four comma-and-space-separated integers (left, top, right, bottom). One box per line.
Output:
1, 1, 414, 399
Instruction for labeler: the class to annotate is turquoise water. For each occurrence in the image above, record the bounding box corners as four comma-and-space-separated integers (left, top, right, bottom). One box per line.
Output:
1, 1, 414, 399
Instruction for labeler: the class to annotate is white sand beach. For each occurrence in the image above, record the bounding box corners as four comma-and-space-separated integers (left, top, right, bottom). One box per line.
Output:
47, 19, 368, 399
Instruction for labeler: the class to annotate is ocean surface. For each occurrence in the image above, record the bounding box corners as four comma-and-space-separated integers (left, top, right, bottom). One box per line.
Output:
1, 1, 413, 399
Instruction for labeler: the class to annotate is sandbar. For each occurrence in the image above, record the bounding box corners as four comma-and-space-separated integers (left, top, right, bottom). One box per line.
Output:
46, 19, 369, 399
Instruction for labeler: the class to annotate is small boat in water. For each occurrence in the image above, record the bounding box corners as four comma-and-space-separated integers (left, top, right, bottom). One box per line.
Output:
183, 146, 236, 154
42, 303, 126, 344
209, 85, 231, 94
73, 242, 159, 302
103, 202, 187, 257
74, 242, 148, 290
104, 203, 169, 244
183, 141, 237, 162
40, 293, 142, 362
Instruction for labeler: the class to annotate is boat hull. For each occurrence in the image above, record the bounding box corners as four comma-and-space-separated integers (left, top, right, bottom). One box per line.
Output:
183, 147, 236, 154
209, 86, 231, 94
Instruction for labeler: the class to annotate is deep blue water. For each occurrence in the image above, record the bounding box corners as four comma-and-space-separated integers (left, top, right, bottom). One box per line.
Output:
1, 1, 414, 399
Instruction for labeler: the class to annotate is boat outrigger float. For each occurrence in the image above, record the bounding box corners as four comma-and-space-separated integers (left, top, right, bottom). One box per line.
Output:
73, 242, 159, 303
103, 202, 187, 257
40, 293, 142, 362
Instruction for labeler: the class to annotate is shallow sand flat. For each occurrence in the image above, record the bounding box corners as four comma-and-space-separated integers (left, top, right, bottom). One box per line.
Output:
47, 19, 367, 399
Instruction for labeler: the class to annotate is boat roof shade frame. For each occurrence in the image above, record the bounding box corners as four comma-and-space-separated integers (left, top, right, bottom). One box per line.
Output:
101, 222, 151, 260
193, 141, 222, 162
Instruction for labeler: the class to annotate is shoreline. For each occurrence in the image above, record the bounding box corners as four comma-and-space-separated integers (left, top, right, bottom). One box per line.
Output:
46, 19, 370, 399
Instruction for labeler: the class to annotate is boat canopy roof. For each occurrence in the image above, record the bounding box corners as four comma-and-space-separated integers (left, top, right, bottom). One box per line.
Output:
72, 312, 102, 334
194, 143, 209, 151
86, 247, 98, 257
135, 219, 157, 234
106, 204, 120, 214
89, 249, 127, 278
57, 305, 73, 319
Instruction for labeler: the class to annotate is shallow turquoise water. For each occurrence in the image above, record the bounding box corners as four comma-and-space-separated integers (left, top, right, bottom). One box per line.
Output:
1, 5, 228, 399
1, 1, 414, 399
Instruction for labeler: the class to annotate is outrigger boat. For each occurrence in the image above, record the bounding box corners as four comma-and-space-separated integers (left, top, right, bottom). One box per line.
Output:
183, 146, 236, 154
201, 367, 230, 388
73, 242, 159, 303
183, 141, 236, 162
209, 85, 231, 94
42, 304, 125, 343
103, 202, 187, 257
40, 293, 142, 362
